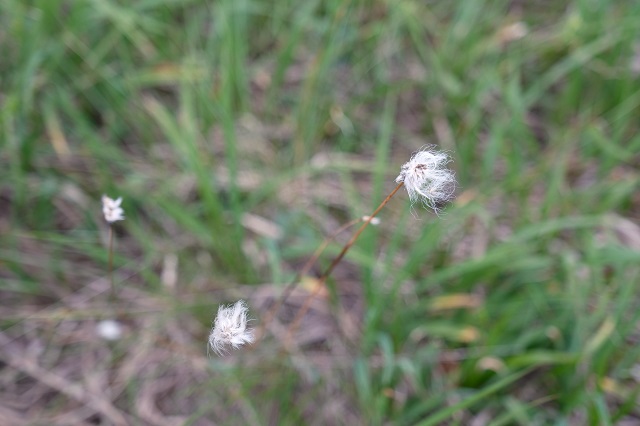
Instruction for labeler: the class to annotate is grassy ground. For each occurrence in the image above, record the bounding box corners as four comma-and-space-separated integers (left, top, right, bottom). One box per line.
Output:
1, 0, 640, 424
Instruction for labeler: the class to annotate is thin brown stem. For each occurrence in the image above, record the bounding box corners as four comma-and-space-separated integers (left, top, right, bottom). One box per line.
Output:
285, 182, 404, 343
253, 217, 363, 344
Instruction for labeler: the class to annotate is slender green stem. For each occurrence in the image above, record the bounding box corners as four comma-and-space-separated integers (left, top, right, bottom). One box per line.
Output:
108, 225, 115, 302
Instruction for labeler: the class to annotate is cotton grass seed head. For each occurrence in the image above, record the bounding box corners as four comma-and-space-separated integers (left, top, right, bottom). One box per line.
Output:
102, 195, 125, 223
395, 145, 456, 212
209, 300, 254, 356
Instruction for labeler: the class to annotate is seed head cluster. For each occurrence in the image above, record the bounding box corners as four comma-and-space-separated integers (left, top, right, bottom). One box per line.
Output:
99, 147, 455, 358
102, 195, 125, 223
209, 300, 254, 356
395, 146, 456, 213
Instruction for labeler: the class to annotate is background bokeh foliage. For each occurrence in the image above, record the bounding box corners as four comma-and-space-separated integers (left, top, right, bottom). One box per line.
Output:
1, 0, 640, 424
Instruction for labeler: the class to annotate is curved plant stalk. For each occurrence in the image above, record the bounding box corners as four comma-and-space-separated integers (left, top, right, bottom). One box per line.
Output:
253, 216, 364, 343
285, 182, 404, 343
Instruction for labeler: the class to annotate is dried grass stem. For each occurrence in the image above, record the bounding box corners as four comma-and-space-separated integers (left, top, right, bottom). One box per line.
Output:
285, 182, 404, 342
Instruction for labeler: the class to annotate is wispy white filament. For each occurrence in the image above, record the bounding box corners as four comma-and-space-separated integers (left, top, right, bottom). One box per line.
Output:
395, 146, 456, 212
209, 300, 254, 356
102, 195, 125, 223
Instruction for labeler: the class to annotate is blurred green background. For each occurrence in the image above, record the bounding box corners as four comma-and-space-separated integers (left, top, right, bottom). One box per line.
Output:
1, 0, 640, 424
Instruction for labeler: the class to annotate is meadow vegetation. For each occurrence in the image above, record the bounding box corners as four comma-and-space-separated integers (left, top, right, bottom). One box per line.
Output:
1, 0, 640, 424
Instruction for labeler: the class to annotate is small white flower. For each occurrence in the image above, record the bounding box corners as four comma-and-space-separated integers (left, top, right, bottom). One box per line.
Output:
395, 145, 456, 212
102, 195, 125, 223
362, 215, 381, 225
208, 300, 254, 356
96, 319, 123, 341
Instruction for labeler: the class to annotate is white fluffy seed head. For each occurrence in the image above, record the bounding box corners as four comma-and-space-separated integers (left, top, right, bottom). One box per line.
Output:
102, 195, 125, 223
395, 145, 456, 213
208, 300, 254, 356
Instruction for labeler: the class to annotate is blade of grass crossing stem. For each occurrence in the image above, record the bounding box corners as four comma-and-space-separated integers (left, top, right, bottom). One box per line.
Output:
218, 0, 248, 112
209, 1, 250, 270
540, 128, 575, 217
198, 82, 248, 275
416, 369, 532, 426
522, 33, 621, 108
363, 93, 395, 308
591, 392, 612, 426
265, 1, 319, 116
143, 95, 248, 277
293, 0, 352, 164
3, 96, 27, 212
509, 216, 604, 243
